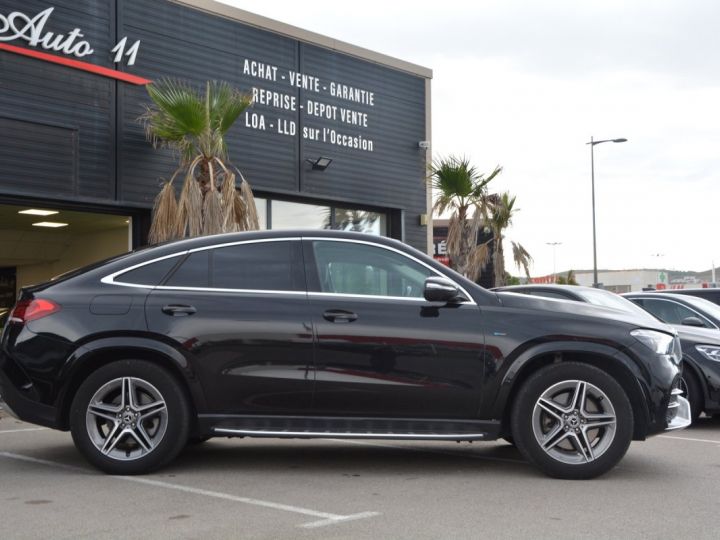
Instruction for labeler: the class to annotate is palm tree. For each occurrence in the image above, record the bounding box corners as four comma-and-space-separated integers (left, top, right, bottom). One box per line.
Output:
139, 79, 259, 244
487, 192, 532, 287
429, 156, 502, 279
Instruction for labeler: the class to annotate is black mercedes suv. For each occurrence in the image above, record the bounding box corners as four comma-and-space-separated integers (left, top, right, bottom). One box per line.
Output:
0, 231, 690, 479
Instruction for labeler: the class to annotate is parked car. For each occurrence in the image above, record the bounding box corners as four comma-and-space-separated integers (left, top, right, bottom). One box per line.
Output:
624, 291, 720, 419
0, 231, 689, 479
496, 285, 714, 420
623, 292, 720, 329
660, 288, 720, 307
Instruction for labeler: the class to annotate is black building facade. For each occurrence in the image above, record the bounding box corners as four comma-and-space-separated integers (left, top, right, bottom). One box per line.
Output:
0, 0, 432, 304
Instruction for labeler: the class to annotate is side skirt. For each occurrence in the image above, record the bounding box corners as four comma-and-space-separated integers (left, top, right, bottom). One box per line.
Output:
196, 415, 501, 441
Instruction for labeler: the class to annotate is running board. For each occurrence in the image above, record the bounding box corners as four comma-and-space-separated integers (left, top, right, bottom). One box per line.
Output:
213, 428, 490, 441
198, 415, 501, 441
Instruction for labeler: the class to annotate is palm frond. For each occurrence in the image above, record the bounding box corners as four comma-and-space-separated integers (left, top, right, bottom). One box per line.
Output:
207, 80, 253, 134
238, 171, 259, 230
467, 241, 492, 281
145, 79, 206, 137
176, 157, 204, 238
202, 190, 224, 236
148, 178, 179, 244
511, 241, 533, 279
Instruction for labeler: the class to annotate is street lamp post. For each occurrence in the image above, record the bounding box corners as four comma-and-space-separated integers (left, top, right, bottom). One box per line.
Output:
546, 241, 562, 282
587, 136, 627, 288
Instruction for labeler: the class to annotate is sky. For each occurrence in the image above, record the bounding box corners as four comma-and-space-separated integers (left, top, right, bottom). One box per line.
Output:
220, 0, 720, 276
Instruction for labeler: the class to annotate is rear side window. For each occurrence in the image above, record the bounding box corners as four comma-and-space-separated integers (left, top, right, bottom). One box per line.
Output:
165, 251, 210, 288
162, 241, 304, 291
212, 241, 304, 291
114, 256, 181, 286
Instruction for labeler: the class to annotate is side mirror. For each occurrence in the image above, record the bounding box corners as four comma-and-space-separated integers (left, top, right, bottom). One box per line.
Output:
681, 316, 706, 328
424, 277, 466, 303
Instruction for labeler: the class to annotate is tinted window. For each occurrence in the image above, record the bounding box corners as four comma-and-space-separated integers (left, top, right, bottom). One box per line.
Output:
115, 256, 181, 286
164, 251, 210, 288
212, 241, 303, 291
636, 298, 712, 327
312, 241, 434, 297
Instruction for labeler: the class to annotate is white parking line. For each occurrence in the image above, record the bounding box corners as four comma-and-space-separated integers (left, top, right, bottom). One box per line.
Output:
0, 427, 47, 434
0, 451, 379, 529
659, 435, 720, 445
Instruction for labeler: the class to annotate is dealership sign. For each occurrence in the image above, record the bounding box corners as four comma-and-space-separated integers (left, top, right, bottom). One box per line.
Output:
0, 7, 149, 84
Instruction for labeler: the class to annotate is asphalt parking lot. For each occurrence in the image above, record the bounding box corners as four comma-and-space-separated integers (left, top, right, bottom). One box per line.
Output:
1, 410, 719, 539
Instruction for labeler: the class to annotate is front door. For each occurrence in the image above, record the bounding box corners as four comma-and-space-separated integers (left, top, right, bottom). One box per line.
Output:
304, 238, 485, 418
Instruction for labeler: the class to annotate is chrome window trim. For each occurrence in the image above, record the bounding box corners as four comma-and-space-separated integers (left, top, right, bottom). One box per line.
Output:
309, 292, 427, 303
100, 251, 188, 288
187, 236, 301, 253
638, 297, 718, 329
305, 236, 476, 305
99, 235, 475, 304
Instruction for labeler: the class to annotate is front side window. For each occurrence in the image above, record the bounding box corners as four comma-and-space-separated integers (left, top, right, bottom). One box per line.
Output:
311, 241, 434, 298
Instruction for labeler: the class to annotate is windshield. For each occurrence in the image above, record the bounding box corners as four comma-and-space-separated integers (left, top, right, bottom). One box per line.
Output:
576, 289, 656, 320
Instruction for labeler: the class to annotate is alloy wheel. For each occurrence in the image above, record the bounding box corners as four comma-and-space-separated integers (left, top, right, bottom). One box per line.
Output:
85, 377, 168, 461
532, 379, 617, 465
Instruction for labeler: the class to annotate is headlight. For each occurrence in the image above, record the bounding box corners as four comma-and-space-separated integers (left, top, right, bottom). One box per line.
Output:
631, 329, 675, 355
696, 345, 720, 362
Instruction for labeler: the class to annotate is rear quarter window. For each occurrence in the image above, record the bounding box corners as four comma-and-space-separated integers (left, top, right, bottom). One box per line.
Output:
114, 256, 182, 286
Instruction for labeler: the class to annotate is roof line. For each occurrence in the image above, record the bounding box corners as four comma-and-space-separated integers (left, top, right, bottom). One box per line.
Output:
171, 0, 433, 79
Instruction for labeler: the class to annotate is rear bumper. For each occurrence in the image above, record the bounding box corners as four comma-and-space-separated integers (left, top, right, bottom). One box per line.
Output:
0, 365, 62, 430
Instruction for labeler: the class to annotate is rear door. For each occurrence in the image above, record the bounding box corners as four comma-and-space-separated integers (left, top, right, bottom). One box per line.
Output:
145, 238, 314, 414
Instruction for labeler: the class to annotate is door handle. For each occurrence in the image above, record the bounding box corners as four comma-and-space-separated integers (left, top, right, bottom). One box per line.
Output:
162, 304, 197, 316
323, 309, 358, 323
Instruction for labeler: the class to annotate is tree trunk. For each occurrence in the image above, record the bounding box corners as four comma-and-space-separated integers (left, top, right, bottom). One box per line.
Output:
493, 238, 505, 287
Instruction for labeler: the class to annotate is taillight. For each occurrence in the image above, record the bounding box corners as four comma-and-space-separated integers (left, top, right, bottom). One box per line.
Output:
9, 299, 61, 323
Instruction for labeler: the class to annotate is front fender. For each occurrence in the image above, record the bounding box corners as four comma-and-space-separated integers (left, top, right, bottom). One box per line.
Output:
485, 341, 651, 434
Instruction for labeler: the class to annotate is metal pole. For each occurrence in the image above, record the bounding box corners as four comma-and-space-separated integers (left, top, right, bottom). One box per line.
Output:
591, 136, 598, 287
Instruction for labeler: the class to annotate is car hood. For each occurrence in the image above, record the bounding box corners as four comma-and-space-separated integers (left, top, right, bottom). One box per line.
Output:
495, 291, 675, 333
672, 324, 720, 345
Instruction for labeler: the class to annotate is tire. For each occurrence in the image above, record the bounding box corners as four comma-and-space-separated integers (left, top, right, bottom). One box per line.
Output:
510, 362, 633, 480
680, 368, 703, 422
70, 360, 191, 475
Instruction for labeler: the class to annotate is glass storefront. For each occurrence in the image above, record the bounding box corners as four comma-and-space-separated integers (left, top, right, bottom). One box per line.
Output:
253, 198, 387, 236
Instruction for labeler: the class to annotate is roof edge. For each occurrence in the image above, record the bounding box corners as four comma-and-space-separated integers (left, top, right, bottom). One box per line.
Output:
171, 0, 433, 79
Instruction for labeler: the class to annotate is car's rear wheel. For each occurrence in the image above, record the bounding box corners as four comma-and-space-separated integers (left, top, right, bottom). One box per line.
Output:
511, 362, 633, 479
70, 360, 190, 475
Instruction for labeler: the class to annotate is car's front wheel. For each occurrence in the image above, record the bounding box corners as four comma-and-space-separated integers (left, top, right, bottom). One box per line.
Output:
70, 360, 190, 475
679, 368, 703, 422
511, 362, 633, 479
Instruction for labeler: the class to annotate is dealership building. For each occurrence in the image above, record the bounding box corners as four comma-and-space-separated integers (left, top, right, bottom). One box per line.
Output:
0, 0, 432, 306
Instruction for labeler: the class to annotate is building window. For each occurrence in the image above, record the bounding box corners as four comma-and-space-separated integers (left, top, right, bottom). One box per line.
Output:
264, 199, 387, 236
271, 200, 331, 230
334, 208, 387, 235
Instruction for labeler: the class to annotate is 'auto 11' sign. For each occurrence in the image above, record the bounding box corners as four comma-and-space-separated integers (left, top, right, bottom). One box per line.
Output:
0, 7, 140, 65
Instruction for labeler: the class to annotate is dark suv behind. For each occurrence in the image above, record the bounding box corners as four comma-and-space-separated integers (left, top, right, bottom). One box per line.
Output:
0, 231, 690, 479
